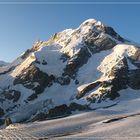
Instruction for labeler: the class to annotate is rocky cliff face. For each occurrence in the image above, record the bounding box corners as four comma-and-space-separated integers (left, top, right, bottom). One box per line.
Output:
0, 19, 140, 124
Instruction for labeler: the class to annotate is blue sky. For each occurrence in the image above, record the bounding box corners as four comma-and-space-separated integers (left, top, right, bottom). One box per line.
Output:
0, 1, 140, 62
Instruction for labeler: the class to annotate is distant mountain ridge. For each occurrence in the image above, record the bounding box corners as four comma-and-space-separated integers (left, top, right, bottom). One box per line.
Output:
0, 61, 8, 67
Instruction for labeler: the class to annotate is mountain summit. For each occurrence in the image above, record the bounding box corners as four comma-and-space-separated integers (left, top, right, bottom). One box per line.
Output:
0, 19, 140, 124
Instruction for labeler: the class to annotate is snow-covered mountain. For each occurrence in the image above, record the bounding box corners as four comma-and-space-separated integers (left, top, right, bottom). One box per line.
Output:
0, 18, 140, 126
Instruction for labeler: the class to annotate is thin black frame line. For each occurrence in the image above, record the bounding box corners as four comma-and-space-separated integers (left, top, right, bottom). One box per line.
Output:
0, 1, 140, 5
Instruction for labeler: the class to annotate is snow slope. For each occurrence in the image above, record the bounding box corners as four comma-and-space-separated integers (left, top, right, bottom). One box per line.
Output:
2, 88, 140, 139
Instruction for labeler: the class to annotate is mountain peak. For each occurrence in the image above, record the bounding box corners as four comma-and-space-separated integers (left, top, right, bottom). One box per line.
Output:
77, 18, 125, 42
78, 18, 103, 33
80, 18, 97, 26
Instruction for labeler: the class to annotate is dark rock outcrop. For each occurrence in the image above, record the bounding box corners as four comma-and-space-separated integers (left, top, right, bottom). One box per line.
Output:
1, 90, 21, 103
21, 49, 32, 59
0, 107, 4, 117
84, 29, 117, 53
32, 103, 90, 122
76, 81, 101, 99
63, 47, 91, 78
128, 69, 140, 89
55, 76, 71, 85
14, 64, 55, 101
103, 26, 125, 42
14, 64, 55, 100
87, 57, 128, 102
